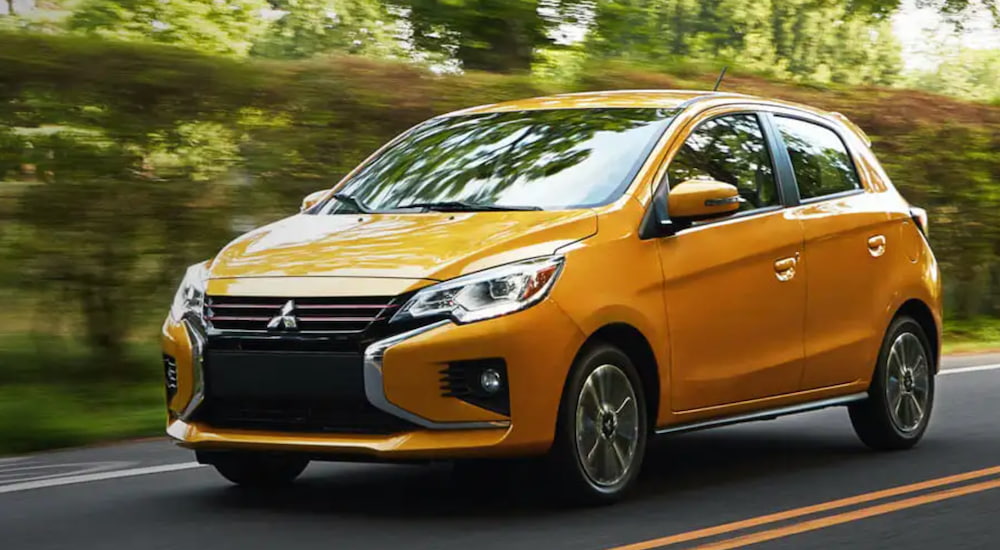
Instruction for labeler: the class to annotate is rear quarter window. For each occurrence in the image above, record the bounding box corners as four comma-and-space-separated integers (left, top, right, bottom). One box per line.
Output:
774, 116, 861, 200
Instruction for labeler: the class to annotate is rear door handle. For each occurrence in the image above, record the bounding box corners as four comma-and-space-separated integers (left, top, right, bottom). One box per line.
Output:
868, 235, 886, 258
774, 254, 798, 282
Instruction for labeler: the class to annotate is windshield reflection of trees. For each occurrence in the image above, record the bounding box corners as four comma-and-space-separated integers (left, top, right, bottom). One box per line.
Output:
335, 108, 675, 210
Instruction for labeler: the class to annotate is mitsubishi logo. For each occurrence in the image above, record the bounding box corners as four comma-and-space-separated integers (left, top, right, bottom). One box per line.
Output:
267, 300, 299, 331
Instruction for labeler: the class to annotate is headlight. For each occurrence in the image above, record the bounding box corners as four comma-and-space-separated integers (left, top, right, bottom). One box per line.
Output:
391, 256, 564, 324
169, 262, 209, 322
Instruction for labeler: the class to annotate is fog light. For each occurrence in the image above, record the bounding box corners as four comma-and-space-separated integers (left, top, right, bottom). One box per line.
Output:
480, 368, 503, 394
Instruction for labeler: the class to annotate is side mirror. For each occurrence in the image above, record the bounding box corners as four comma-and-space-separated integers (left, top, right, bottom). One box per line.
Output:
668, 179, 743, 220
639, 179, 743, 239
300, 189, 329, 212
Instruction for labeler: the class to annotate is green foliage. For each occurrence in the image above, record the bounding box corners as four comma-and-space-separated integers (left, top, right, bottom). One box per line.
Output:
69, 0, 272, 56
392, 0, 556, 72
906, 48, 1000, 104
589, 0, 902, 85
943, 317, 1000, 353
0, 382, 163, 455
849, 0, 1000, 27
253, 0, 405, 59
0, 332, 163, 455
876, 124, 1000, 317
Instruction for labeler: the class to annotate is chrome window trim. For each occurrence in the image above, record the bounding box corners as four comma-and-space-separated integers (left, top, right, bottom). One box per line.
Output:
670, 204, 786, 237
363, 320, 510, 431
674, 204, 785, 235
796, 188, 866, 206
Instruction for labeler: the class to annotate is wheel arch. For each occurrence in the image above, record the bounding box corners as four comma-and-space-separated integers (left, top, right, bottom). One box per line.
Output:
894, 298, 940, 373
577, 323, 661, 429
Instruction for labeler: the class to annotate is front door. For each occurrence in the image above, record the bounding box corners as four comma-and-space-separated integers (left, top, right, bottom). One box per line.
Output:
655, 112, 806, 411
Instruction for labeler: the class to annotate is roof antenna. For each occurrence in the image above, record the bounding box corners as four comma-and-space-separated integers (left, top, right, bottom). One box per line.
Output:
712, 66, 728, 92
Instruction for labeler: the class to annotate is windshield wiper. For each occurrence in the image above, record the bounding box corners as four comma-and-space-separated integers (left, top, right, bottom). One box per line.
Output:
332, 193, 375, 214
397, 200, 542, 212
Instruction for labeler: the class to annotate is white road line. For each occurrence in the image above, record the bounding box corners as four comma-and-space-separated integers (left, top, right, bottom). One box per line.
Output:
0, 461, 133, 483
940, 364, 1000, 376
0, 462, 204, 494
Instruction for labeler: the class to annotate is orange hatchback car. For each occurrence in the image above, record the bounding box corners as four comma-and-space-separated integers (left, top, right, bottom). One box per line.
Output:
162, 90, 941, 503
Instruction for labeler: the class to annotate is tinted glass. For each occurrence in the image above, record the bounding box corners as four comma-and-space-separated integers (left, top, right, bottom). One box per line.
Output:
666, 114, 779, 212
775, 116, 861, 200
322, 108, 677, 212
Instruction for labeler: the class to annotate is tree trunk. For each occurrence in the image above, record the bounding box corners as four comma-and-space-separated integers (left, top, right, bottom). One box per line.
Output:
456, 5, 544, 73
79, 283, 129, 379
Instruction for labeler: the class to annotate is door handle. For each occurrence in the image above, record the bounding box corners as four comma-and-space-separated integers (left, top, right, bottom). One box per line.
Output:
867, 235, 886, 258
774, 255, 798, 282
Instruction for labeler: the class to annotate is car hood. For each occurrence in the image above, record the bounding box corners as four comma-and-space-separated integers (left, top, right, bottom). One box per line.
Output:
208, 210, 597, 283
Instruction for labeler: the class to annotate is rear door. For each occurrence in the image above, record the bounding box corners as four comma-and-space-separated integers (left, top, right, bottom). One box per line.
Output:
768, 113, 894, 389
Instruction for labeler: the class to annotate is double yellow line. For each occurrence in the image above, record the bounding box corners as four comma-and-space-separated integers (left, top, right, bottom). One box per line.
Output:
611, 465, 1000, 550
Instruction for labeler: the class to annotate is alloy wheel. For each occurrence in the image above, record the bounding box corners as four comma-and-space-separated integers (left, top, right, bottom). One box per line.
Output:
885, 332, 931, 433
574, 364, 640, 488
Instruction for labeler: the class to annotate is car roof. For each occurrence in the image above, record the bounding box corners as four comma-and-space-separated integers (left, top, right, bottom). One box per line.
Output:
443, 89, 870, 147
446, 90, 724, 114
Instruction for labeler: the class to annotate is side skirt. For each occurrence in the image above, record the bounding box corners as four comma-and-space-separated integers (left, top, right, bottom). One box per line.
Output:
655, 392, 869, 436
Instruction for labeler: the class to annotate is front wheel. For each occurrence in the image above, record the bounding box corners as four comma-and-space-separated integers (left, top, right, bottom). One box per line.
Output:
549, 343, 648, 504
849, 316, 935, 450
198, 451, 309, 487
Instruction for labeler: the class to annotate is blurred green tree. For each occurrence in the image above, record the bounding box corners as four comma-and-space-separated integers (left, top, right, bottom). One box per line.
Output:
69, 0, 272, 56
252, 0, 405, 59
906, 48, 1000, 103
390, 0, 556, 72
587, 0, 901, 85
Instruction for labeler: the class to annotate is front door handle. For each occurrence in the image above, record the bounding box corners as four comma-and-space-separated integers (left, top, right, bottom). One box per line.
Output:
774, 254, 798, 282
868, 235, 886, 258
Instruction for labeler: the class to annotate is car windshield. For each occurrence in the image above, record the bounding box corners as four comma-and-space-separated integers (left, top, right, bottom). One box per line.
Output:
317, 108, 678, 213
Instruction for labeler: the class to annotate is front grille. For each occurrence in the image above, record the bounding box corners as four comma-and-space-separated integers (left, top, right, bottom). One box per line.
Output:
195, 293, 431, 435
204, 295, 398, 334
193, 348, 419, 435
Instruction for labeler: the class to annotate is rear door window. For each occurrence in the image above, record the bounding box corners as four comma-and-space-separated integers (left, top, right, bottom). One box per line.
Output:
774, 117, 861, 200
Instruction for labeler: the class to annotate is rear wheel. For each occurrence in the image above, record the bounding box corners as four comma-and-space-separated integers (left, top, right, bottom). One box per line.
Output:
849, 316, 935, 450
198, 451, 309, 487
549, 343, 648, 504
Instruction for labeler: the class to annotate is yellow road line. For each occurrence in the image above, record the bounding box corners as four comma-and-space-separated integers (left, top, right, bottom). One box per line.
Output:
610, 465, 1000, 550
694, 477, 1000, 549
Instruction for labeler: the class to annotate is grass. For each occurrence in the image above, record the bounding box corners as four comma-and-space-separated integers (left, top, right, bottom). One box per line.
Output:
1, 317, 999, 456
942, 317, 1000, 354
0, 383, 165, 455
0, 333, 165, 456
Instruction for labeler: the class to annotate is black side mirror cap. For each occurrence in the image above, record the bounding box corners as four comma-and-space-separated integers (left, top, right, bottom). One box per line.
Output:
639, 190, 679, 240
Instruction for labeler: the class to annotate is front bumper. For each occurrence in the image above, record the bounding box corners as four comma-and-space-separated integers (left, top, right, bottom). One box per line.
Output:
161, 298, 585, 460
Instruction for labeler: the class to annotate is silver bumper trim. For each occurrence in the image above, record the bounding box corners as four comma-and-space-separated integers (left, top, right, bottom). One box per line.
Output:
179, 318, 206, 421
363, 321, 509, 431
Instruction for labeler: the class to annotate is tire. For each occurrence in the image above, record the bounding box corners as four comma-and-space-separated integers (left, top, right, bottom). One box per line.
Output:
548, 343, 648, 505
849, 316, 935, 451
198, 451, 309, 487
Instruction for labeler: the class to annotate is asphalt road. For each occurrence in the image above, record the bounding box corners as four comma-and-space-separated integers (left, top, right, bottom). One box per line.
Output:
2, 353, 999, 550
